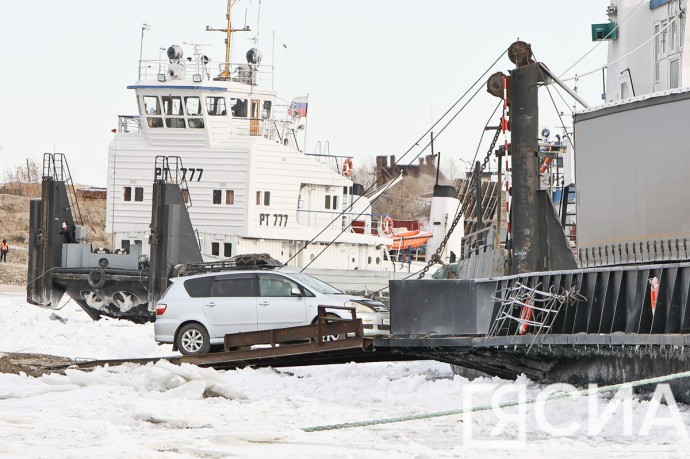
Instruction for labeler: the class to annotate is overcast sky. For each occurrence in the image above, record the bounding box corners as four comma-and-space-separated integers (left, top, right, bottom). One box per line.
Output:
0, 0, 610, 186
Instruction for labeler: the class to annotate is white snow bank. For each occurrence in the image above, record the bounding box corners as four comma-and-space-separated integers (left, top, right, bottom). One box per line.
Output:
0, 292, 688, 457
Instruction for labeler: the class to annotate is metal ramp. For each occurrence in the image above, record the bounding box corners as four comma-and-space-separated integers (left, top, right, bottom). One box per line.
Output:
71, 307, 413, 371
183, 306, 390, 369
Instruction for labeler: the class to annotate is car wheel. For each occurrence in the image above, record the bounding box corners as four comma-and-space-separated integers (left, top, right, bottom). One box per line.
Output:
176, 323, 211, 355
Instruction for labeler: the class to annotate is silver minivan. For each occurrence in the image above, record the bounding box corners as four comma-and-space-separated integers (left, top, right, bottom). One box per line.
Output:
154, 270, 390, 355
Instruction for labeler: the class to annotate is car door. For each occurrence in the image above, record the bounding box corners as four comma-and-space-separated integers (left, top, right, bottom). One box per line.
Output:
257, 274, 307, 330
203, 274, 258, 338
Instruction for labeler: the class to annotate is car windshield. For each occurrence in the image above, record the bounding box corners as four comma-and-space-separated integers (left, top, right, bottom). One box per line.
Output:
288, 273, 343, 294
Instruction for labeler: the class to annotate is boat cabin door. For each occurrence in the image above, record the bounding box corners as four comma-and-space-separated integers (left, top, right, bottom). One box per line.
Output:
250, 99, 260, 136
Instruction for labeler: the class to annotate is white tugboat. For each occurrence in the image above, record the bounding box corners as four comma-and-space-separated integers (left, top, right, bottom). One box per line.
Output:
106, 0, 460, 292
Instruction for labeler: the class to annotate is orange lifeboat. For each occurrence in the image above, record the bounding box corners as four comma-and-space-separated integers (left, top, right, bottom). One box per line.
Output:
387, 229, 433, 250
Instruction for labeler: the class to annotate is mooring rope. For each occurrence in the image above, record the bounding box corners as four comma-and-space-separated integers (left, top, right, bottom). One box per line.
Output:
302, 369, 690, 432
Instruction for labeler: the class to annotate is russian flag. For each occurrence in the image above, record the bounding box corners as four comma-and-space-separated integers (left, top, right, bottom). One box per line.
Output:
288, 96, 309, 118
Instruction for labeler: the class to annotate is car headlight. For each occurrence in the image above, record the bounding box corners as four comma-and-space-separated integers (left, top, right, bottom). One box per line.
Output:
344, 301, 376, 313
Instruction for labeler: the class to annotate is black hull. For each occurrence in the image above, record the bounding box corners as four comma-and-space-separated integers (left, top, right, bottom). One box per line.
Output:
52, 268, 153, 323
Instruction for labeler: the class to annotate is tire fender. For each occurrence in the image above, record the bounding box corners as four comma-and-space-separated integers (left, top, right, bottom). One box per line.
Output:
87, 268, 107, 289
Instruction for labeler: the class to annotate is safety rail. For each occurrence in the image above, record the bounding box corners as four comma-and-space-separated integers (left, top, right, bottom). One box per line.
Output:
137, 59, 275, 88
460, 226, 495, 259
41, 153, 84, 227
117, 115, 141, 133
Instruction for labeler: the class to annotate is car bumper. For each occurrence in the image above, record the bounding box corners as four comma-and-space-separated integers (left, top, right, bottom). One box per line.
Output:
154, 318, 181, 344
357, 312, 391, 336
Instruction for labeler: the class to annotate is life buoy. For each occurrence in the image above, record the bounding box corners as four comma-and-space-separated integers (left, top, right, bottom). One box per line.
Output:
539, 156, 552, 174
342, 158, 353, 177
382, 216, 394, 235
88, 268, 107, 289
649, 277, 660, 316
518, 298, 532, 335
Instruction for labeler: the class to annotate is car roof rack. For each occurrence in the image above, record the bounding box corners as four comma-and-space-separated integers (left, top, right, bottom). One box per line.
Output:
174, 253, 283, 276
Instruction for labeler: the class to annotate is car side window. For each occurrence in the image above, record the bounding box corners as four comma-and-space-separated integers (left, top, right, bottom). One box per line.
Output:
211, 276, 255, 297
259, 276, 300, 297
183, 277, 213, 297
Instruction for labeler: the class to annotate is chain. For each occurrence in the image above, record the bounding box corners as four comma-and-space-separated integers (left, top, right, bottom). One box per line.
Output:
417, 124, 502, 279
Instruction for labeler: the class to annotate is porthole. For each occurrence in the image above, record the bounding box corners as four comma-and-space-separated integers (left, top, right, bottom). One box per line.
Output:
368, 256, 372, 265
376, 257, 381, 265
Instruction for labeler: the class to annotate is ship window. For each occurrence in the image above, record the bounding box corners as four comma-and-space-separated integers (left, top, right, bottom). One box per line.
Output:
185, 96, 202, 115
213, 189, 222, 204
224, 243, 232, 257
133, 240, 142, 252
121, 240, 131, 252
670, 59, 680, 88
264, 191, 270, 206
147, 118, 164, 128
332, 196, 338, 209
165, 118, 186, 128
181, 189, 190, 203
143, 96, 161, 115
188, 118, 204, 129
206, 97, 227, 116
226, 190, 234, 204
325, 195, 331, 209
251, 99, 260, 119
230, 98, 247, 117
671, 21, 678, 51
262, 100, 272, 119
162, 96, 184, 115
123, 187, 132, 201
655, 24, 661, 82
211, 242, 220, 256
134, 187, 144, 201
256, 191, 261, 205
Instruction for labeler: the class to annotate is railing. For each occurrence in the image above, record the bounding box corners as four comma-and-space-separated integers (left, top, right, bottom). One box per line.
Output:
460, 226, 495, 259
295, 209, 389, 237
41, 153, 84, 227
304, 153, 352, 176
117, 115, 141, 133
579, 238, 690, 268
137, 59, 275, 88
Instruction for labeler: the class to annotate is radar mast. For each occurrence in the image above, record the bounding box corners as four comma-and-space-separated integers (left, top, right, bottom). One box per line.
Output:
206, 0, 251, 79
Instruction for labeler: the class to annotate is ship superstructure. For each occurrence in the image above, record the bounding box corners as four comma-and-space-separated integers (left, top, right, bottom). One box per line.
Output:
106, 4, 397, 273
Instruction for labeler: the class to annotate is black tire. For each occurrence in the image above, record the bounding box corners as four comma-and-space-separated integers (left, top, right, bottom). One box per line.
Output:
176, 323, 211, 355
87, 268, 107, 289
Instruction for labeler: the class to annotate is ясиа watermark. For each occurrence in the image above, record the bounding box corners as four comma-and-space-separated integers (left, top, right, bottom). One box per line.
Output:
461, 382, 687, 448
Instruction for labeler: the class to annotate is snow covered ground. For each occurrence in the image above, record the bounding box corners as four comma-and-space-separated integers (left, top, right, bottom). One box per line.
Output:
1, 290, 689, 458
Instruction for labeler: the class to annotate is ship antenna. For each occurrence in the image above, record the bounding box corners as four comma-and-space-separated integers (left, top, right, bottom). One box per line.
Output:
206, 0, 251, 79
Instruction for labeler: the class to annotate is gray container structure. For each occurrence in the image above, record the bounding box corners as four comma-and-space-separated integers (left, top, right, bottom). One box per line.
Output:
574, 89, 690, 267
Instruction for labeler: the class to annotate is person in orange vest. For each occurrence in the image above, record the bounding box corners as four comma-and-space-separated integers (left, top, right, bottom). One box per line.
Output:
0, 240, 8, 262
